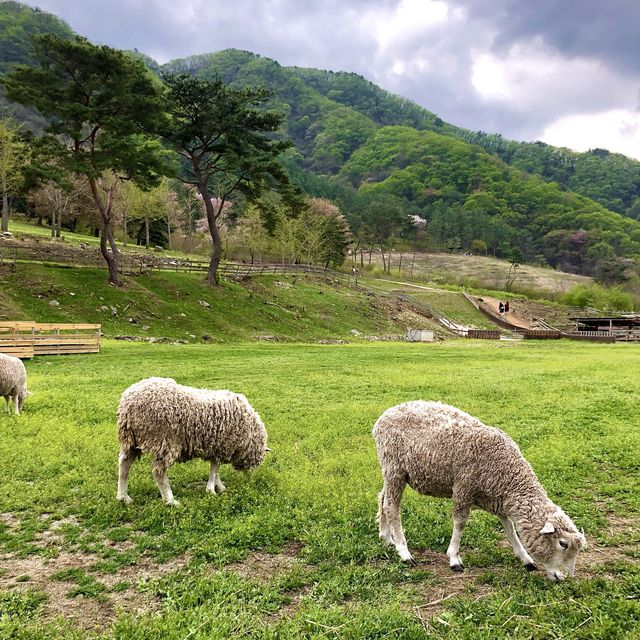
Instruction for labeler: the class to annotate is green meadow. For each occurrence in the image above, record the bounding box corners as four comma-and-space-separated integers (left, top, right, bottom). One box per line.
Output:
0, 340, 638, 638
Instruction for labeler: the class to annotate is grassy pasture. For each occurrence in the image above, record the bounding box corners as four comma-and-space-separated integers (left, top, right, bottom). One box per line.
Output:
0, 340, 638, 638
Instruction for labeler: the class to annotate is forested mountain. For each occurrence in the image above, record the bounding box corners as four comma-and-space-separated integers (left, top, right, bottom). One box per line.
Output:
2, 2, 640, 280
162, 49, 640, 277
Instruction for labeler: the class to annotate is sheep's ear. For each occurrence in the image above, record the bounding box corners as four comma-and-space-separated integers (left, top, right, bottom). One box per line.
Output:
540, 522, 555, 534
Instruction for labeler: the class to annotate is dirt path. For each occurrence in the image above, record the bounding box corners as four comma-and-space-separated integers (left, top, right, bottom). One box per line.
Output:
474, 295, 534, 329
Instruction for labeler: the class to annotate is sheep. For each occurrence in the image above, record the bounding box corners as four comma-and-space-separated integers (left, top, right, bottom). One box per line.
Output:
372, 401, 586, 581
116, 377, 269, 506
0, 353, 28, 416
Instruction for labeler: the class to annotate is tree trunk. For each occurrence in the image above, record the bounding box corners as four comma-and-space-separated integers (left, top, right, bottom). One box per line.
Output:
100, 222, 123, 286
144, 216, 150, 249
1, 191, 9, 232
167, 218, 172, 251
51, 211, 56, 238
89, 177, 122, 286
206, 213, 223, 285
122, 211, 128, 247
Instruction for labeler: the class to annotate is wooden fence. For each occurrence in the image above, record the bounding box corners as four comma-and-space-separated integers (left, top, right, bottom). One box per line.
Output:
523, 329, 562, 339
0, 322, 101, 358
0, 242, 350, 281
466, 329, 501, 340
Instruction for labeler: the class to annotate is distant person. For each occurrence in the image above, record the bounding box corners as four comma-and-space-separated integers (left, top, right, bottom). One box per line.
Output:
352, 266, 356, 276
499, 301, 505, 315
505, 300, 510, 313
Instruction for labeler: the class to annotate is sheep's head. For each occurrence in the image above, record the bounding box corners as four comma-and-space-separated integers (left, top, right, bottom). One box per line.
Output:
230, 421, 269, 471
522, 509, 586, 581
18, 384, 28, 411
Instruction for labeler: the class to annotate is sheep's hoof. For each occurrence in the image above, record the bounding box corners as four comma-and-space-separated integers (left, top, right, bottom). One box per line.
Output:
216, 484, 226, 494
379, 533, 393, 546
524, 562, 538, 572
117, 494, 133, 505
166, 499, 181, 507
450, 563, 464, 572
402, 557, 418, 567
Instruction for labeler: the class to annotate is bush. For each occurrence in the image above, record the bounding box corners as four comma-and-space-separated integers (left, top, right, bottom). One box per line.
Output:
561, 284, 635, 312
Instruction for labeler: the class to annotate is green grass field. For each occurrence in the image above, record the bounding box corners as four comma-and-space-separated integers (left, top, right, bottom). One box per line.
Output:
0, 340, 638, 638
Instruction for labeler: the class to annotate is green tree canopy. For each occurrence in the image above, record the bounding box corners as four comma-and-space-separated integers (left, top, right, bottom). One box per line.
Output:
161, 72, 303, 285
4, 33, 170, 284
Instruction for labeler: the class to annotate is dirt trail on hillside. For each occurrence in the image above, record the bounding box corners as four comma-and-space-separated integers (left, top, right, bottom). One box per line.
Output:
475, 295, 535, 329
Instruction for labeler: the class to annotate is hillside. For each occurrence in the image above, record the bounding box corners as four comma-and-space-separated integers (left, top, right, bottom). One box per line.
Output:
0, 263, 445, 342
161, 49, 640, 278
1, 3, 639, 281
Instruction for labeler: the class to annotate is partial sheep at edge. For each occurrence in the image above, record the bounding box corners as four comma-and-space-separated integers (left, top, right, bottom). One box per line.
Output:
0, 353, 28, 416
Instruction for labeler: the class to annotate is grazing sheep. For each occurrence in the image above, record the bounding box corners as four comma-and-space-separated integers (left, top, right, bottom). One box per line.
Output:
0, 353, 28, 416
116, 377, 269, 506
373, 401, 586, 581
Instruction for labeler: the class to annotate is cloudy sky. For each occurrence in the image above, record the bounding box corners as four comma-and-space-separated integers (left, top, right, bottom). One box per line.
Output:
22, 0, 640, 159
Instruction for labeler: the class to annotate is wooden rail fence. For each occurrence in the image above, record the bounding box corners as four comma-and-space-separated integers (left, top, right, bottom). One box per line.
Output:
0, 243, 351, 281
0, 322, 101, 358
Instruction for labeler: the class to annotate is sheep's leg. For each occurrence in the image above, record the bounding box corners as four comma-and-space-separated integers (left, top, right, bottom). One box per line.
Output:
116, 448, 135, 504
12, 392, 20, 416
206, 461, 226, 495
377, 489, 393, 545
152, 460, 179, 506
447, 499, 470, 571
3, 396, 10, 415
499, 516, 537, 571
383, 478, 415, 565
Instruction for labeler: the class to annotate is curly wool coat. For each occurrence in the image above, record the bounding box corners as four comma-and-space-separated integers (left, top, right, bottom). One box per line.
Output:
373, 400, 585, 579
0, 353, 27, 415
117, 377, 267, 471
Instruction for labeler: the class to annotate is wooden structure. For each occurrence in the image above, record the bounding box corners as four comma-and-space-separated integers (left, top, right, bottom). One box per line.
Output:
523, 329, 562, 339
467, 329, 500, 340
569, 316, 640, 342
0, 322, 101, 358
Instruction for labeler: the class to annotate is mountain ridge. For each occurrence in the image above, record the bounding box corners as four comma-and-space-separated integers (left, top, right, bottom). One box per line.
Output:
1, 3, 639, 282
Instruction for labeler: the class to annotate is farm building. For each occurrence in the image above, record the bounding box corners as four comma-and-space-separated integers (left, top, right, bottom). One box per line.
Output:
569, 315, 640, 342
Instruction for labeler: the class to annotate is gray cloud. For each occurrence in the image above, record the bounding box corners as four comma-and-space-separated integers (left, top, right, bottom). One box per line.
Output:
19, 0, 640, 155
454, 0, 640, 75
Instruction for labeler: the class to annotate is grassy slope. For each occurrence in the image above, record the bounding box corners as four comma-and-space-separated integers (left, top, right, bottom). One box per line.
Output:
0, 340, 638, 638
0, 264, 440, 341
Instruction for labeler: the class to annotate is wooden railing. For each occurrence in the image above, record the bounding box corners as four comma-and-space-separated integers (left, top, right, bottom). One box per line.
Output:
0, 322, 101, 358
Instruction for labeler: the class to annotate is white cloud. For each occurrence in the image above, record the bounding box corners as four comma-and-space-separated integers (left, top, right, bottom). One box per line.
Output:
364, 0, 458, 51
542, 109, 640, 160
471, 38, 631, 115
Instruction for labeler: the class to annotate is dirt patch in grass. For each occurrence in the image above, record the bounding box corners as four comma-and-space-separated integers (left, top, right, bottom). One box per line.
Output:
401, 548, 494, 617
0, 550, 189, 631
226, 542, 306, 582
578, 509, 640, 578
0, 512, 20, 531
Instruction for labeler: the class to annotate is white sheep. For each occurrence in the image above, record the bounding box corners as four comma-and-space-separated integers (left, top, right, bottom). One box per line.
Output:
116, 377, 269, 506
372, 401, 586, 581
0, 353, 28, 416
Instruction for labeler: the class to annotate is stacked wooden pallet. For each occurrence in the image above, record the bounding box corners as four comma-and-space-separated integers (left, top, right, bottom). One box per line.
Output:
0, 322, 101, 358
